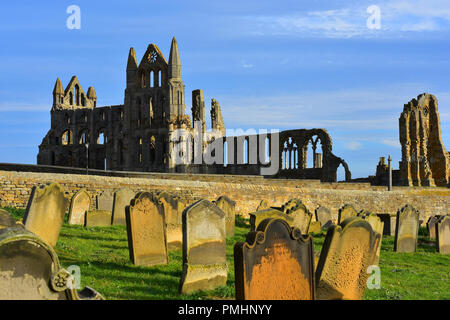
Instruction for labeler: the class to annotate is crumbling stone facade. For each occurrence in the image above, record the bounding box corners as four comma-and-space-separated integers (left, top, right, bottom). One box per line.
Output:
37, 38, 225, 173
37, 38, 347, 182
399, 93, 449, 187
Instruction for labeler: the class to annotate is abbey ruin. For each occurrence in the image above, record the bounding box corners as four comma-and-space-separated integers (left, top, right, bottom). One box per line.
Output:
36, 37, 349, 183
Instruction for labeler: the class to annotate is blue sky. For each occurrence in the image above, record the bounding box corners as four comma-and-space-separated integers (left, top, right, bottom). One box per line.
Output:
0, 0, 449, 179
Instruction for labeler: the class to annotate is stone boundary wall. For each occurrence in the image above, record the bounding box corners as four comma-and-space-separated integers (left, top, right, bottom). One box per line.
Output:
0, 170, 448, 223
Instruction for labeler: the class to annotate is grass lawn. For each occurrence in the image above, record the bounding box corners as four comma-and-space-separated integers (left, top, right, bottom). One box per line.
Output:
2, 207, 449, 300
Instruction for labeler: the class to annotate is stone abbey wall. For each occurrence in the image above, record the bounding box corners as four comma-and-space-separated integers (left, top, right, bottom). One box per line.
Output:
0, 169, 448, 223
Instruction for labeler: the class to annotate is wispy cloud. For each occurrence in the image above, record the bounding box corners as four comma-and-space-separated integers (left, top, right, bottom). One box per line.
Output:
234, 0, 450, 39
345, 141, 364, 150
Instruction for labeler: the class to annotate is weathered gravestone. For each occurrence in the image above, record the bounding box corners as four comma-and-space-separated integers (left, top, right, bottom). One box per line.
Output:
286, 201, 313, 235
96, 191, 114, 212
126, 192, 168, 266
338, 204, 357, 224
234, 218, 315, 300
112, 188, 135, 226
256, 200, 269, 211
436, 215, 450, 254
315, 206, 333, 229
68, 189, 90, 225
158, 192, 185, 250
250, 208, 294, 232
363, 213, 384, 265
85, 210, 112, 227
394, 205, 420, 253
0, 226, 104, 300
179, 199, 228, 294
23, 183, 69, 247
215, 195, 236, 237
427, 216, 440, 239
377, 214, 394, 236
308, 221, 322, 234
0, 209, 16, 229
315, 217, 381, 300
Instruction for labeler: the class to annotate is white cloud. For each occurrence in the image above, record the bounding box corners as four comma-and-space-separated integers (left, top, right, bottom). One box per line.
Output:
382, 138, 400, 148
345, 141, 363, 150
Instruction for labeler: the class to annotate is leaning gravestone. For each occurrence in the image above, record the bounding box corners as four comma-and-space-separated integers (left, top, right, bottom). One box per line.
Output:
286, 201, 312, 235
436, 215, 450, 254
68, 189, 91, 225
112, 188, 135, 226
0, 226, 103, 300
250, 208, 294, 231
315, 217, 381, 300
364, 213, 384, 265
85, 210, 112, 227
427, 216, 440, 239
315, 206, 333, 229
23, 183, 69, 247
234, 218, 315, 300
126, 192, 168, 266
0, 209, 16, 229
338, 204, 358, 224
394, 205, 420, 253
179, 200, 228, 294
96, 191, 114, 212
215, 195, 236, 237
308, 221, 322, 234
158, 192, 185, 250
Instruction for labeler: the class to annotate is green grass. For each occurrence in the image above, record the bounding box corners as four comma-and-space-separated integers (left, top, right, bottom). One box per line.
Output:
3, 208, 449, 300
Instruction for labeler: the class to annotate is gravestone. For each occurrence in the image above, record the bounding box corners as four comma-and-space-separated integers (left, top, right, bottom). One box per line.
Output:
0, 226, 103, 300
436, 215, 450, 254
256, 200, 269, 211
288, 202, 313, 235
250, 208, 294, 231
426, 216, 440, 239
96, 191, 114, 212
85, 210, 112, 227
338, 204, 358, 224
377, 214, 393, 236
179, 199, 227, 294
364, 213, 384, 265
234, 218, 315, 300
215, 195, 236, 237
23, 183, 69, 247
315, 217, 381, 300
394, 205, 420, 253
112, 188, 135, 226
68, 189, 90, 225
308, 221, 322, 234
0, 209, 16, 229
315, 206, 333, 229
126, 192, 168, 266
158, 192, 185, 250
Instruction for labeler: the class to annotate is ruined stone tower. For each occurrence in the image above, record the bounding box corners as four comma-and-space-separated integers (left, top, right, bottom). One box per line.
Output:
37, 37, 224, 173
399, 93, 450, 187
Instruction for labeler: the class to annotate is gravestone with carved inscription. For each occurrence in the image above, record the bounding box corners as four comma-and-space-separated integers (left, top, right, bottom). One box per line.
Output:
158, 192, 185, 250
68, 189, 90, 225
436, 215, 450, 254
23, 183, 69, 247
394, 205, 420, 253
96, 191, 114, 212
315, 217, 381, 300
126, 192, 168, 266
179, 200, 227, 294
234, 218, 315, 300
